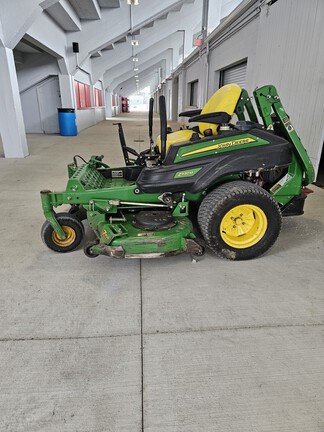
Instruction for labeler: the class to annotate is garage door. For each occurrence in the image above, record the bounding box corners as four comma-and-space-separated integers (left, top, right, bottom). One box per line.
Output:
220, 61, 247, 88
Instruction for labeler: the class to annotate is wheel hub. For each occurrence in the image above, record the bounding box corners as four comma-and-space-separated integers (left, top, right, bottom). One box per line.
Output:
220, 204, 267, 249
52, 225, 76, 247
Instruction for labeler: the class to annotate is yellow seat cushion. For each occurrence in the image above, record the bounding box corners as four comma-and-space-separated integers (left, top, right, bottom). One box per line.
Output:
157, 83, 242, 154
156, 129, 202, 153
199, 83, 242, 135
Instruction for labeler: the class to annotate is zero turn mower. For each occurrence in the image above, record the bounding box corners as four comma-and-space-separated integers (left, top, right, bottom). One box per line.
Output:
40, 84, 314, 260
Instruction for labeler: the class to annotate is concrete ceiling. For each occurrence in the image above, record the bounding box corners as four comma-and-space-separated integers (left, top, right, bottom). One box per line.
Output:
15, 40, 44, 53
27, 0, 242, 96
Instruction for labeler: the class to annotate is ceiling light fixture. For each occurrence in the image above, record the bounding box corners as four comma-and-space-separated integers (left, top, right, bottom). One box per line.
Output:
127, 0, 139, 4
134, 68, 139, 71
133, 57, 138, 62
131, 40, 139, 46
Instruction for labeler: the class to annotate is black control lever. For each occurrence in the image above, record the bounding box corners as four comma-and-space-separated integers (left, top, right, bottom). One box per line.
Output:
113, 122, 131, 166
149, 97, 154, 155
124, 146, 139, 157
113, 122, 140, 164
159, 95, 167, 161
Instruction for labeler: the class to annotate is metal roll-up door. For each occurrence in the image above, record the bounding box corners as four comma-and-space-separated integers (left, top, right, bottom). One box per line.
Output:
221, 61, 247, 88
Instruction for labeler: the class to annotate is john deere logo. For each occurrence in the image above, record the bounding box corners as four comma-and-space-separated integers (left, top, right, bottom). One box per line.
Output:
182, 137, 256, 157
174, 167, 202, 179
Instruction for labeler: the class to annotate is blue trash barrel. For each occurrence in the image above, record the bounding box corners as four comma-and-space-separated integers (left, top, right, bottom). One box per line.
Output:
58, 108, 77, 136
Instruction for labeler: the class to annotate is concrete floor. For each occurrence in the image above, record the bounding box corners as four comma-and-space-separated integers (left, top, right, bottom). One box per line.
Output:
0, 114, 324, 431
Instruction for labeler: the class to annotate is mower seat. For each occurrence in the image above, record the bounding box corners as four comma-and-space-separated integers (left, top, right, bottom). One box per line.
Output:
157, 83, 242, 154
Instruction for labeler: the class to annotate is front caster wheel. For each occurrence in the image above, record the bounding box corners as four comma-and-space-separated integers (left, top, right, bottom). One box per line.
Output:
198, 181, 282, 260
83, 240, 100, 258
41, 213, 84, 253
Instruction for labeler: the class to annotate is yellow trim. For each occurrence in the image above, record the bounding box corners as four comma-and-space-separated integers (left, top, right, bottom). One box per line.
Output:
220, 204, 267, 249
182, 137, 255, 157
52, 225, 76, 247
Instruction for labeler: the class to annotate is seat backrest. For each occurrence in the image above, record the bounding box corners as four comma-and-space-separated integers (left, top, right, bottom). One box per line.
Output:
199, 83, 242, 135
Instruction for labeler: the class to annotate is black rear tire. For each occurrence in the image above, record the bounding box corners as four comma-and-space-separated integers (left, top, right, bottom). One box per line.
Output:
198, 181, 282, 260
41, 213, 84, 253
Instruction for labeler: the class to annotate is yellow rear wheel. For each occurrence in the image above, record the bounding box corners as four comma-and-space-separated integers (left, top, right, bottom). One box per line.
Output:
198, 181, 282, 260
220, 204, 267, 249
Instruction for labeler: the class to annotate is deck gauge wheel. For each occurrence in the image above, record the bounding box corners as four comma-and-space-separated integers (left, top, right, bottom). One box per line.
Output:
41, 213, 84, 253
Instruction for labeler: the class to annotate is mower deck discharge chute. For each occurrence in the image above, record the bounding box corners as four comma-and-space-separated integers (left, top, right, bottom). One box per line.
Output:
40, 84, 314, 260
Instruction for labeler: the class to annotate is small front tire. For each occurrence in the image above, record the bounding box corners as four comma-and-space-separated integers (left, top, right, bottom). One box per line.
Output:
41, 213, 85, 253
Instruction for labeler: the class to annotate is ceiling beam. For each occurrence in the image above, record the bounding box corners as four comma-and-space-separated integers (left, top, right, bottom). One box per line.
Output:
98, 0, 120, 7
68, 0, 188, 65
46, 0, 81, 31
69, 0, 101, 20
92, 28, 182, 82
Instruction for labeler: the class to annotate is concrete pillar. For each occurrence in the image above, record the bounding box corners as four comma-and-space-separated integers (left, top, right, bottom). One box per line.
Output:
105, 90, 112, 117
171, 77, 179, 121
0, 47, 29, 158
58, 74, 75, 108
198, 51, 208, 107
178, 69, 187, 115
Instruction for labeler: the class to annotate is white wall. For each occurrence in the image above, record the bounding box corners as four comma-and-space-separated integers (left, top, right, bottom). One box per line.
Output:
207, 15, 258, 96
173, 0, 324, 174
251, 0, 324, 171
16, 53, 61, 134
73, 69, 106, 130
20, 76, 61, 134
76, 107, 105, 130
20, 87, 42, 133
95, 107, 105, 123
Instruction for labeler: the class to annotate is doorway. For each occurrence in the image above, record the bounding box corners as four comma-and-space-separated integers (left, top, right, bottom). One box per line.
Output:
20, 76, 61, 134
